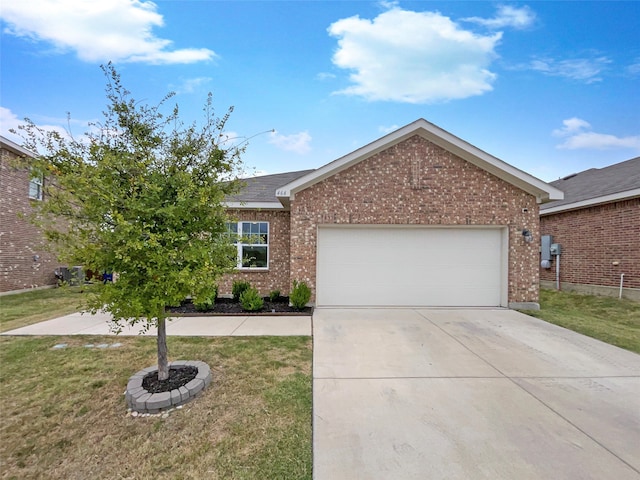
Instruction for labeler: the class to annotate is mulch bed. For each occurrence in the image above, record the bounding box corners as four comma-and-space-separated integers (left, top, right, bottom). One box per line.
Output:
167, 297, 313, 316
142, 366, 198, 393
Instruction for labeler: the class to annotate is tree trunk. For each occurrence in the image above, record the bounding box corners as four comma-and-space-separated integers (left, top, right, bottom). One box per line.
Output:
157, 317, 169, 381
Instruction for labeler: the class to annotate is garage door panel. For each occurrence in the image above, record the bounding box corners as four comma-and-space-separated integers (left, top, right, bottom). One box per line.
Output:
317, 227, 504, 307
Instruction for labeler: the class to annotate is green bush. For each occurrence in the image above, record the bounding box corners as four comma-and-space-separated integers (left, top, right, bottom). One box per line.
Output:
194, 298, 213, 312
240, 287, 264, 312
269, 289, 281, 302
290, 280, 311, 310
193, 285, 218, 312
232, 280, 251, 301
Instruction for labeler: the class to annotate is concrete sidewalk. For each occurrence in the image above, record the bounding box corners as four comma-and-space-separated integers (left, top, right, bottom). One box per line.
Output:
1, 311, 312, 337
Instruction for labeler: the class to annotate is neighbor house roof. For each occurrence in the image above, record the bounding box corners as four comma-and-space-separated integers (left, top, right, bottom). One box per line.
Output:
0, 135, 35, 158
540, 156, 640, 215
276, 119, 563, 207
225, 169, 314, 209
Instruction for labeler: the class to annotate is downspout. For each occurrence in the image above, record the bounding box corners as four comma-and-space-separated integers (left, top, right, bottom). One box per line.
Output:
556, 254, 561, 291
619, 273, 625, 299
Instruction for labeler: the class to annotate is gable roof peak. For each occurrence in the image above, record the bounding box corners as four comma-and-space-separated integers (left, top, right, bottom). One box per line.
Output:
276, 118, 563, 205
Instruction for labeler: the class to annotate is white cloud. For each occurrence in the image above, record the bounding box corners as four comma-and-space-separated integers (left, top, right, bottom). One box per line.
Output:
463, 5, 536, 30
327, 5, 501, 103
627, 59, 640, 76
268, 130, 312, 155
1, 106, 71, 140
171, 77, 213, 95
553, 118, 640, 150
0, 0, 216, 64
316, 72, 337, 81
527, 56, 611, 83
378, 124, 399, 134
552, 117, 592, 137
0, 107, 23, 141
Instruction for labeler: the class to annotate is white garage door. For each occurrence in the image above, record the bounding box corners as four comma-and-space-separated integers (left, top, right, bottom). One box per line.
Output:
316, 226, 506, 307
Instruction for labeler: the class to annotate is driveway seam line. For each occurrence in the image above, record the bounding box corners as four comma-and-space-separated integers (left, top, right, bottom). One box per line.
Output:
415, 309, 640, 475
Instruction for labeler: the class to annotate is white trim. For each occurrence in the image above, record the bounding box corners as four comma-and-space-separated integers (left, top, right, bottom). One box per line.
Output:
0, 135, 35, 158
276, 119, 563, 204
227, 220, 270, 270
540, 188, 640, 215
224, 201, 285, 210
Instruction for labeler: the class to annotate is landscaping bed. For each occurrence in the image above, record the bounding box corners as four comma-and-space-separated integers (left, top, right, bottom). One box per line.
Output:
167, 296, 313, 316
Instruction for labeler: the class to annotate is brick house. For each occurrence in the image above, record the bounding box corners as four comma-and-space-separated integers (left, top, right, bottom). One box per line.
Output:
540, 157, 640, 301
0, 136, 64, 293
220, 119, 563, 309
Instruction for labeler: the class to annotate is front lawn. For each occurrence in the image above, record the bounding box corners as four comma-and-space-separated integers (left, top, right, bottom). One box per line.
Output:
0, 335, 312, 479
525, 289, 640, 354
0, 286, 90, 332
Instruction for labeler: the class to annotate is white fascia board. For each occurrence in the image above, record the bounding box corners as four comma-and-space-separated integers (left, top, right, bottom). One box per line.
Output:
224, 201, 285, 210
540, 188, 640, 215
0, 135, 35, 157
275, 118, 563, 203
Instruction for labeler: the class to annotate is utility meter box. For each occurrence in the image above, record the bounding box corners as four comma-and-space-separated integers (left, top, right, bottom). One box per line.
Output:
550, 243, 562, 256
541, 235, 553, 261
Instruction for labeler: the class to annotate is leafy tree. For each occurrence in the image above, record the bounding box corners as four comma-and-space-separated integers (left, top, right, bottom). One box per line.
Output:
16, 64, 244, 380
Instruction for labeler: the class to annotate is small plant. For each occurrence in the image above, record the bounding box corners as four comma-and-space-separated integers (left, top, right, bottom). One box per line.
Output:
232, 280, 251, 301
240, 287, 264, 312
193, 285, 218, 312
269, 289, 281, 302
290, 280, 311, 310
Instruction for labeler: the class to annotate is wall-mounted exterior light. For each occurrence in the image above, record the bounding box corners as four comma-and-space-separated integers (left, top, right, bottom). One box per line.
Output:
522, 229, 533, 243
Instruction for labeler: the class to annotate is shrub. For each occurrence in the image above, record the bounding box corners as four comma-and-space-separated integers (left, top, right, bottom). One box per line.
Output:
232, 280, 251, 301
193, 285, 218, 312
240, 287, 264, 312
290, 280, 311, 310
269, 289, 281, 302
194, 298, 213, 312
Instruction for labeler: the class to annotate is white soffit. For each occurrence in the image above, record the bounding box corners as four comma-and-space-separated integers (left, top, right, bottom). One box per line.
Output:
540, 188, 640, 215
224, 201, 285, 210
276, 119, 563, 204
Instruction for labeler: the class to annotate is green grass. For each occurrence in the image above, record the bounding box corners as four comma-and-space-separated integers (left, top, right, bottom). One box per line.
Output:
0, 335, 312, 479
525, 289, 640, 354
0, 286, 90, 332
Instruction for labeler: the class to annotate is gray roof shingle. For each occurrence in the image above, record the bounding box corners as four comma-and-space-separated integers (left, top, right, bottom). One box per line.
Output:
227, 169, 314, 203
540, 157, 640, 210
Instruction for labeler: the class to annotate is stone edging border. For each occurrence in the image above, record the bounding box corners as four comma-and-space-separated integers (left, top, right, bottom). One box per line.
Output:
125, 360, 212, 414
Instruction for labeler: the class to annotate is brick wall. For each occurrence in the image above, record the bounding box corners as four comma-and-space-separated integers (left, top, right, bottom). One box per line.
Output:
289, 134, 540, 304
0, 148, 63, 292
217, 209, 292, 296
540, 198, 640, 289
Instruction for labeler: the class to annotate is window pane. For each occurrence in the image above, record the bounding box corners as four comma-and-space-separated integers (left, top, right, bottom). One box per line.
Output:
226, 222, 238, 243
242, 222, 268, 244
241, 246, 268, 268
28, 180, 42, 200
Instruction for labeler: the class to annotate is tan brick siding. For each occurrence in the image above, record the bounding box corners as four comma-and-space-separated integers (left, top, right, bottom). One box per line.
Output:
540, 198, 640, 289
289, 135, 540, 304
218, 209, 292, 296
0, 148, 63, 292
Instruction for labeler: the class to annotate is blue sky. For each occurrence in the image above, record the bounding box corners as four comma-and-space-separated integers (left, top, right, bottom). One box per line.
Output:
1, 1, 639, 181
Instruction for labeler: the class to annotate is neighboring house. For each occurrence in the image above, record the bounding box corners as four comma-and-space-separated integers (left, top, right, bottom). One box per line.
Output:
0, 136, 63, 293
220, 119, 563, 309
540, 157, 640, 301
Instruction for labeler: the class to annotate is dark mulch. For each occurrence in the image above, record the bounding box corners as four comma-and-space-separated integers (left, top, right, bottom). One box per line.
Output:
142, 366, 198, 393
167, 297, 312, 316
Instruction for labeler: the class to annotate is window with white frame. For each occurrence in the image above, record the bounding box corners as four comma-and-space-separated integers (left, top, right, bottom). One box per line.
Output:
226, 221, 269, 269
28, 171, 43, 200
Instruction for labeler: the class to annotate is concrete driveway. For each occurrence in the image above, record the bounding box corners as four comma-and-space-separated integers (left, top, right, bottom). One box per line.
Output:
313, 308, 640, 479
